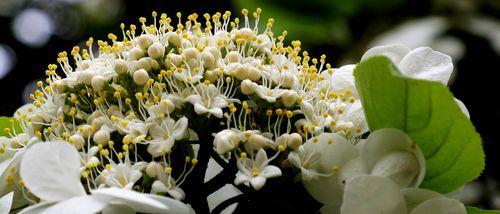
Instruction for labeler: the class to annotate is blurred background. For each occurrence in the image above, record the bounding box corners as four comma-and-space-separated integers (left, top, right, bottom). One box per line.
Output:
0, 0, 499, 210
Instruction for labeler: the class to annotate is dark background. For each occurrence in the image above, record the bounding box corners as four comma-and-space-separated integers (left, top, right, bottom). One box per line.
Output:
0, 0, 499, 210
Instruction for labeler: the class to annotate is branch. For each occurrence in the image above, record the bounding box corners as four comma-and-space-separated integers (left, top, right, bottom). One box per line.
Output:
211, 194, 247, 214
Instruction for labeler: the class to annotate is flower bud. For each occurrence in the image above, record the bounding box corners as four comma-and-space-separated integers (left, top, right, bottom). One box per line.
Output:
138, 57, 152, 71
93, 130, 110, 145
213, 129, 240, 154
148, 57, 160, 71
114, 59, 128, 75
138, 34, 154, 50
69, 134, 85, 150
167, 32, 182, 47
246, 66, 261, 81
241, 79, 255, 95
159, 99, 175, 114
91, 116, 105, 131
183, 47, 201, 59
287, 133, 303, 150
52, 80, 66, 93
205, 47, 221, 60
247, 134, 271, 151
202, 51, 215, 69
166, 54, 182, 68
133, 69, 149, 85
281, 74, 295, 89
78, 70, 94, 85
204, 70, 218, 82
129, 47, 144, 61
282, 90, 298, 107
146, 161, 160, 178
226, 51, 240, 63
91, 75, 106, 91
233, 64, 249, 81
148, 42, 165, 59
81, 124, 95, 138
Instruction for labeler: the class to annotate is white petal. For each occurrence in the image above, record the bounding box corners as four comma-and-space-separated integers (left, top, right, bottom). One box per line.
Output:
250, 176, 266, 190
362, 128, 426, 187
193, 103, 209, 116
329, 64, 358, 97
402, 188, 442, 211
167, 187, 186, 201
341, 175, 406, 214
43, 195, 107, 214
371, 151, 420, 188
20, 142, 85, 201
151, 180, 169, 194
287, 152, 301, 168
234, 172, 250, 185
303, 134, 359, 206
344, 100, 368, 136
318, 133, 359, 171
261, 165, 282, 178
18, 202, 54, 214
0, 192, 13, 214
173, 117, 189, 140
398, 47, 453, 84
147, 194, 192, 214
454, 98, 470, 119
254, 149, 268, 167
102, 204, 135, 214
207, 107, 223, 118
409, 197, 466, 214
361, 44, 411, 64
212, 96, 228, 108
91, 187, 168, 213
339, 158, 368, 184
303, 174, 344, 206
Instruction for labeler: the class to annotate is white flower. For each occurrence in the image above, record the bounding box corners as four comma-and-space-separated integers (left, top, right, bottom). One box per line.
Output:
213, 129, 242, 154
288, 133, 357, 181
147, 117, 189, 157
101, 160, 147, 189
186, 83, 228, 118
234, 149, 282, 190
19, 141, 192, 214
362, 44, 453, 85
304, 129, 426, 211
300, 135, 358, 209
320, 64, 358, 98
150, 164, 186, 201
0, 150, 30, 209
340, 175, 466, 214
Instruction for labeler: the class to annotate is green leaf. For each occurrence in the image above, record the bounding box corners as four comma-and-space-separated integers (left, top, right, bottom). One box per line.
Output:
466, 206, 500, 214
0, 117, 21, 137
353, 56, 485, 193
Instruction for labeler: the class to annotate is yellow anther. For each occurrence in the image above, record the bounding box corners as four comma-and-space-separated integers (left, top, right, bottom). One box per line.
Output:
332, 165, 340, 173
275, 108, 283, 116
266, 109, 273, 116
312, 137, 319, 143
165, 166, 172, 174
82, 171, 89, 179
191, 158, 198, 165
240, 152, 247, 159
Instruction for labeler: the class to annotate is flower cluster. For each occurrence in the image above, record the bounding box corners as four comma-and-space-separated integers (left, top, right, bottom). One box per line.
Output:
0, 8, 472, 214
